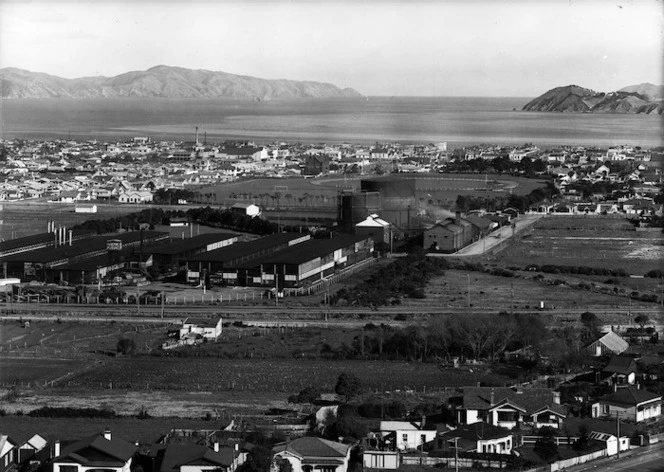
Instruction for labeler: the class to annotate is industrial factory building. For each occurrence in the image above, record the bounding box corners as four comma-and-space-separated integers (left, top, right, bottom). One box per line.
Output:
217, 234, 374, 289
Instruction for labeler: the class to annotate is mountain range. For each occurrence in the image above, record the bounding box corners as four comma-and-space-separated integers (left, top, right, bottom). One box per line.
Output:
0, 65, 361, 100
522, 83, 663, 114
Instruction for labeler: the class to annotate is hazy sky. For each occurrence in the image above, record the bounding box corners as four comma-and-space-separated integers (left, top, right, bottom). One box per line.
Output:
0, 0, 662, 97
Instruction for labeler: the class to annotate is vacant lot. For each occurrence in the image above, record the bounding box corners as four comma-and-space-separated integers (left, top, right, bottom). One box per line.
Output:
495, 216, 664, 275
0, 358, 88, 385
63, 357, 509, 394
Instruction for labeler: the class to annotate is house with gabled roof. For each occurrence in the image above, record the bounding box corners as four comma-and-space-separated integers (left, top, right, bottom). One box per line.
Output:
602, 355, 637, 385
272, 437, 351, 472
0, 435, 17, 472
591, 386, 662, 423
16, 434, 48, 465
378, 420, 437, 451
586, 331, 629, 357
433, 422, 513, 455
149, 442, 244, 472
450, 386, 566, 430
52, 429, 136, 472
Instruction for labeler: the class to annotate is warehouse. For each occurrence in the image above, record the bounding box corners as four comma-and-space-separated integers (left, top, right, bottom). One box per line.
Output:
147, 233, 239, 272
186, 233, 310, 283
223, 234, 374, 289
1, 230, 168, 280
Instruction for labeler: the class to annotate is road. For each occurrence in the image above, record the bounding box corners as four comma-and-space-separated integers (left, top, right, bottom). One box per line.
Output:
566, 442, 664, 471
429, 213, 544, 257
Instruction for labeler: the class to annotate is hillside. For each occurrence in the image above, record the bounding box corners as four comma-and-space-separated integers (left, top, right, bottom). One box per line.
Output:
618, 83, 664, 101
0, 65, 362, 100
522, 84, 663, 114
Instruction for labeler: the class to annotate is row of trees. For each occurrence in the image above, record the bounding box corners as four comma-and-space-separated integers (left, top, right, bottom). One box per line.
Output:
330, 251, 448, 306
455, 182, 559, 213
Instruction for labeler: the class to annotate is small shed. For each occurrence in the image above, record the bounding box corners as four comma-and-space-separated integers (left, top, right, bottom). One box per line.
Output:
587, 331, 629, 357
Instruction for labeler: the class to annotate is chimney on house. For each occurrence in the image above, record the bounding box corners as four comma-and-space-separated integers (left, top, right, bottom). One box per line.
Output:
69, 230, 73, 246
54, 440, 61, 458
552, 391, 561, 405
490, 388, 495, 406
213, 442, 219, 452
455, 211, 462, 226
103, 429, 112, 440
421, 415, 426, 429
234, 444, 239, 452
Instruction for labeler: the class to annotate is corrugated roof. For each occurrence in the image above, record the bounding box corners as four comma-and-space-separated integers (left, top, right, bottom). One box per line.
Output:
603, 355, 637, 375
599, 386, 662, 406
443, 422, 511, 441
157, 444, 236, 472
595, 331, 629, 354
148, 233, 237, 255
274, 437, 349, 458
461, 387, 566, 417
188, 233, 305, 263
56, 432, 135, 465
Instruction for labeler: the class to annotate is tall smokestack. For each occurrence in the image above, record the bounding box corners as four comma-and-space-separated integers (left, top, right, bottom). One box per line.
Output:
195, 126, 199, 145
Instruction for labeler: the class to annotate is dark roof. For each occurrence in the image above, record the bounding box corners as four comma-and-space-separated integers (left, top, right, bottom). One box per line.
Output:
56, 432, 136, 466
442, 422, 511, 441
0, 230, 94, 254
603, 355, 637, 375
153, 444, 237, 472
460, 387, 566, 417
229, 235, 370, 268
564, 417, 637, 438
147, 233, 237, 255
273, 437, 349, 458
222, 146, 263, 156
464, 214, 493, 231
1, 231, 167, 264
598, 386, 662, 406
188, 233, 308, 264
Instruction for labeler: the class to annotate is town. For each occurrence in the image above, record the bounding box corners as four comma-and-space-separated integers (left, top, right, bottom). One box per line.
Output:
1, 134, 663, 472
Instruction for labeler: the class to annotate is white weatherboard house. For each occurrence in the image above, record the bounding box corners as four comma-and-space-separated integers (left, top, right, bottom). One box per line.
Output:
591, 386, 662, 423
379, 421, 437, 451
272, 437, 351, 472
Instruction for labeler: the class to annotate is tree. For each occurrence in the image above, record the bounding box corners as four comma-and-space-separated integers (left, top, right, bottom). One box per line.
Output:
534, 426, 559, 462
335, 372, 362, 401
635, 314, 650, 344
580, 312, 600, 342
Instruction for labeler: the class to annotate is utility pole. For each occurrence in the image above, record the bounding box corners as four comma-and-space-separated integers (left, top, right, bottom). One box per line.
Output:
617, 413, 621, 459
274, 265, 278, 307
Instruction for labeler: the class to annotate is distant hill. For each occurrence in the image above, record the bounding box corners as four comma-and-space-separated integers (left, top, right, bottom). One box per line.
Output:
522, 84, 663, 114
618, 83, 664, 101
0, 65, 362, 99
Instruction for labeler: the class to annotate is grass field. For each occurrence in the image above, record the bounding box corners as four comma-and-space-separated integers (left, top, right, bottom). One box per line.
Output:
495, 216, 664, 275
0, 358, 88, 385
62, 357, 509, 394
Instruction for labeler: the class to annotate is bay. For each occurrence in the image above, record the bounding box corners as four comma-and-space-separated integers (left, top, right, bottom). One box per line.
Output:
0, 97, 662, 148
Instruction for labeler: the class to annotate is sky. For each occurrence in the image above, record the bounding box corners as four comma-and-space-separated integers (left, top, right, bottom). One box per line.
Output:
0, 0, 662, 97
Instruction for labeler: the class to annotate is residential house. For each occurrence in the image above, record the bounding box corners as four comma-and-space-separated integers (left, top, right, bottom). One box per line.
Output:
179, 318, 223, 342
118, 190, 153, 204
0, 435, 17, 472
378, 421, 437, 451
150, 443, 244, 472
587, 331, 629, 357
603, 356, 638, 386
303, 155, 331, 176
16, 434, 48, 465
362, 450, 399, 470
434, 423, 513, 455
591, 386, 662, 423
52, 430, 136, 472
272, 437, 351, 472
450, 386, 566, 429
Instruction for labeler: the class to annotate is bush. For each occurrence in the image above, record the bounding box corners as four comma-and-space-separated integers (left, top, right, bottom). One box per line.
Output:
116, 338, 136, 355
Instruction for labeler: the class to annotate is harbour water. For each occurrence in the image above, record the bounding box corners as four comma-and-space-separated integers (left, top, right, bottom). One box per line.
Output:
1, 97, 662, 148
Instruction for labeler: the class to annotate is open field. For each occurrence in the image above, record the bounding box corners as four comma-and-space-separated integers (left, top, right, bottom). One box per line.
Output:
494, 216, 664, 275
0, 358, 88, 385
61, 357, 508, 393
